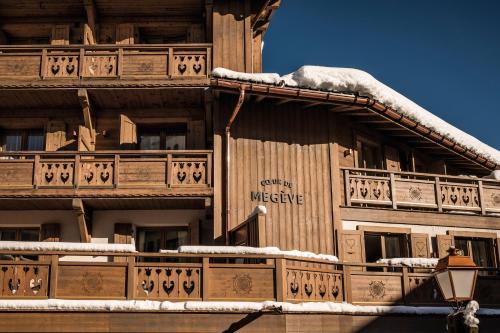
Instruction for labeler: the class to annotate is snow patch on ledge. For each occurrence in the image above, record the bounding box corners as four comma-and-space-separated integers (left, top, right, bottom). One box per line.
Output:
160, 246, 339, 262
0, 241, 136, 253
376, 258, 438, 268
212, 66, 500, 165
1, 300, 499, 316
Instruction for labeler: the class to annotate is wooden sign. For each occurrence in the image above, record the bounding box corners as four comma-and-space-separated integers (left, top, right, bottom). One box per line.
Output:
250, 178, 304, 205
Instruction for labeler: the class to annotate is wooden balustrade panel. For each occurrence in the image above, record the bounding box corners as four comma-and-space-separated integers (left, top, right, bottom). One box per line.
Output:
395, 180, 437, 208
474, 276, 500, 306
349, 274, 403, 304
170, 160, 207, 187
482, 186, 500, 212
441, 183, 480, 210
0, 264, 49, 298
0, 55, 41, 77
135, 265, 201, 300
285, 268, 343, 303
172, 53, 207, 77
56, 265, 126, 298
349, 177, 392, 205
38, 161, 75, 187
122, 54, 168, 77
0, 162, 34, 187
45, 54, 79, 78
118, 160, 166, 186
206, 267, 275, 300
79, 161, 114, 187
406, 274, 442, 305
82, 55, 117, 77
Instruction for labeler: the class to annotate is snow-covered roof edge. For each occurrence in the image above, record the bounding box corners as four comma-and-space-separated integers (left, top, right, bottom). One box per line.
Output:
212, 67, 500, 166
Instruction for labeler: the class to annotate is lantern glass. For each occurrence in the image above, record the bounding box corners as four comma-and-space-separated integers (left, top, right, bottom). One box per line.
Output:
450, 269, 476, 299
435, 270, 453, 300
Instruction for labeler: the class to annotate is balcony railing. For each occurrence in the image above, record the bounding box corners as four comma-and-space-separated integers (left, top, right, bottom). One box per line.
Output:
0, 250, 498, 307
0, 150, 212, 196
0, 44, 211, 80
342, 167, 500, 216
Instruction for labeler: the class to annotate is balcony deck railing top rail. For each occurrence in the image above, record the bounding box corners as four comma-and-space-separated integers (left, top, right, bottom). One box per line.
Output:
0, 249, 498, 307
0, 44, 212, 80
0, 150, 213, 195
342, 167, 500, 216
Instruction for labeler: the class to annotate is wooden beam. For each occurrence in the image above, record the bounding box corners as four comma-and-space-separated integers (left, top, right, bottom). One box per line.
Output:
77, 88, 95, 143
274, 98, 292, 106
254, 95, 266, 103
83, 0, 98, 44
329, 105, 362, 113
72, 199, 91, 243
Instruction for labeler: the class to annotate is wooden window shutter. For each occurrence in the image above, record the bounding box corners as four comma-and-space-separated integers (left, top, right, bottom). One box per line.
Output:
436, 234, 454, 258
119, 114, 137, 148
187, 120, 205, 149
189, 220, 200, 245
77, 125, 95, 152
45, 121, 67, 151
114, 223, 133, 244
116, 24, 135, 44
340, 230, 364, 263
51, 25, 70, 45
384, 145, 400, 172
40, 223, 61, 242
410, 233, 430, 258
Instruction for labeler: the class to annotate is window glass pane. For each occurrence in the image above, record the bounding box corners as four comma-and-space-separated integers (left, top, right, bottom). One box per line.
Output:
384, 234, 405, 258
165, 135, 186, 150
471, 239, 494, 267
139, 230, 162, 252
164, 230, 188, 250
27, 133, 44, 151
140, 134, 161, 150
4, 134, 22, 151
364, 233, 382, 262
20, 229, 39, 242
0, 230, 17, 241
455, 238, 469, 256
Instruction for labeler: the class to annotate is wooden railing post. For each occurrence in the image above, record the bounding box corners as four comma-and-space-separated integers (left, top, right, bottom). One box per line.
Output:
206, 47, 212, 76
74, 154, 81, 189
40, 48, 47, 79
207, 152, 212, 187
402, 266, 410, 305
342, 264, 352, 303
166, 153, 173, 187
33, 154, 40, 189
435, 176, 443, 212
78, 47, 85, 78
126, 255, 135, 300
478, 180, 486, 215
389, 172, 397, 209
117, 48, 124, 78
344, 169, 351, 206
202, 257, 210, 300
167, 47, 174, 77
49, 254, 59, 299
114, 154, 120, 188
275, 258, 287, 302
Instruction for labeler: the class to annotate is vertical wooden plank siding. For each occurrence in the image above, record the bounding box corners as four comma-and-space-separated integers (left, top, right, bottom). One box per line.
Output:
222, 98, 334, 254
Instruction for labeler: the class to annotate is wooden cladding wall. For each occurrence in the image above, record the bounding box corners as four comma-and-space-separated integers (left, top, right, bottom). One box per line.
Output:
218, 97, 334, 254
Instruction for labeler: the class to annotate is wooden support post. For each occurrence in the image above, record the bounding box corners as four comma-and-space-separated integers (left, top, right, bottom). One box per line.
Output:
402, 266, 410, 305
78, 88, 95, 144
83, 0, 98, 45
33, 154, 40, 188
49, 254, 59, 299
275, 258, 287, 302
435, 176, 443, 212
344, 169, 351, 206
126, 256, 135, 300
114, 154, 120, 188
342, 265, 352, 303
202, 257, 210, 300
389, 172, 397, 209
478, 180, 486, 215
72, 198, 91, 243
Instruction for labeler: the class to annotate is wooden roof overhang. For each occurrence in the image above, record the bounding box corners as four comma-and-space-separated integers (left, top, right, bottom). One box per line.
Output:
252, 0, 282, 37
211, 78, 497, 172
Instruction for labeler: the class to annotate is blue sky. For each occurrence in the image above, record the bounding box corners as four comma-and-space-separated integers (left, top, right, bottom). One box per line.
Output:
263, 0, 500, 149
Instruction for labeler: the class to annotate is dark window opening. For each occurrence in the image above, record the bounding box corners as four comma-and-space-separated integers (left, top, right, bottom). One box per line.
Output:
454, 237, 496, 270
364, 232, 408, 271
357, 139, 382, 169
137, 227, 189, 262
138, 124, 186, 150
1, 129, 44, 151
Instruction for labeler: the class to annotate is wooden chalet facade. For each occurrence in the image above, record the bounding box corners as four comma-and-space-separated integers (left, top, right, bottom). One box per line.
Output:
0, 0, 499, 332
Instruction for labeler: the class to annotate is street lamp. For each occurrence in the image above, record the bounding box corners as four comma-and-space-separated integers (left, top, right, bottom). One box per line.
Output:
434, 247, 479, 332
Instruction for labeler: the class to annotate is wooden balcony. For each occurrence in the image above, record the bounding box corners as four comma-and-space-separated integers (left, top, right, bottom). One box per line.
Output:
0, 250, 498, 307
342, 168, 500, 216
0, 44, 211, 84
0, 151, 212, 198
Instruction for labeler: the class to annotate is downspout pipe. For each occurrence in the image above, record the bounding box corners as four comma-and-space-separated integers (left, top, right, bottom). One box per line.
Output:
225, 87, 246, 244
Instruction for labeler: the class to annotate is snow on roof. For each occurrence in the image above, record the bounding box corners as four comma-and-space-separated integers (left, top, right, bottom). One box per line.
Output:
1, 299, 499, 316
160, 245, 339, 262
0, 241, 136, 253
212, 66, 500, 165
376, 258, 438, 268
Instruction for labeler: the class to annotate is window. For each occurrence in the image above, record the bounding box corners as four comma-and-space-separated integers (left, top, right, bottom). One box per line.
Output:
0, 228, 39, 241
1, 129, 44, 151
364, 232, 408, 271
137, 227, 189, 253
138, 124, 186, 150
357, 137, 382, 169
454, 237, 496, 268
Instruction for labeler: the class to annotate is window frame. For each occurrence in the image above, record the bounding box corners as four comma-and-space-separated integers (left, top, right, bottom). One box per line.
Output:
137, 123, 187, 151
1, 128, 45, 152
355, 135, 383, 169
448, 231, 497, 268
136, 226, 190, 252
0, 227, 40, 241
